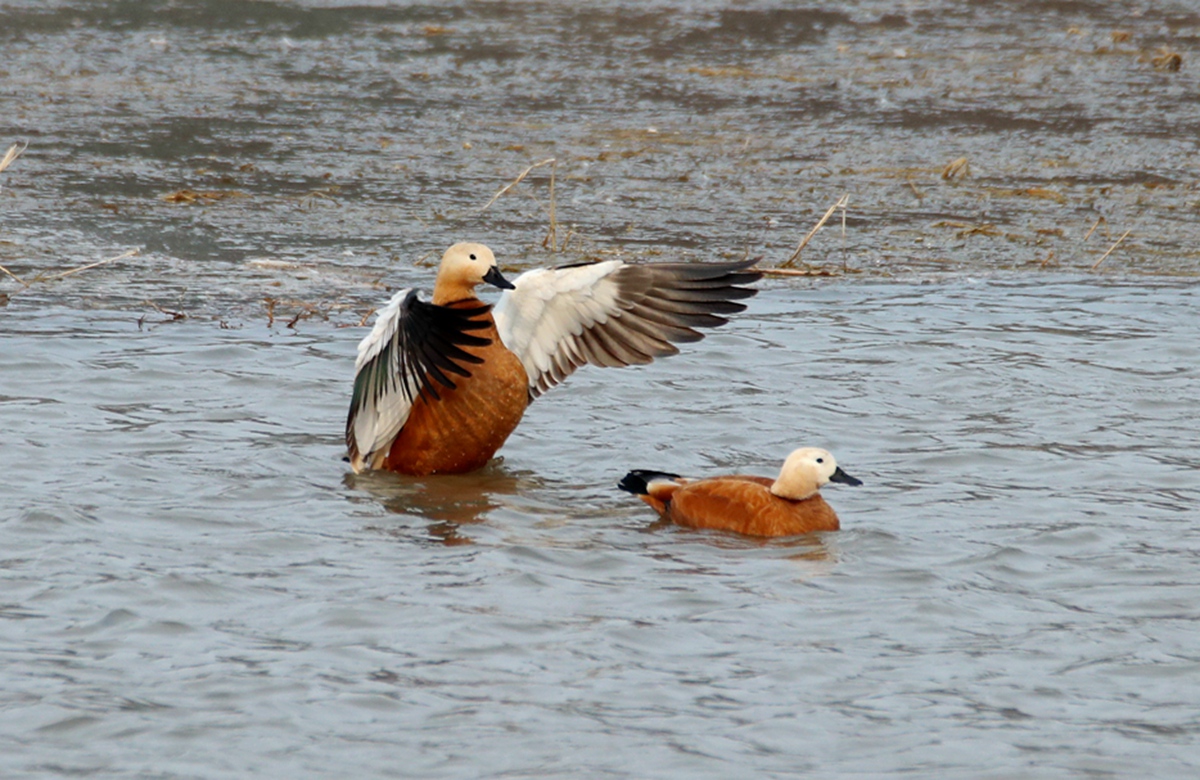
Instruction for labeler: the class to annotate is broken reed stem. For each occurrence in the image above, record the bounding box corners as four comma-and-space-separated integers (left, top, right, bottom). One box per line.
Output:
480, 157, 556, 212
0, 141, 28, 174
140, 300, 187, 322
941, 156, 970, 180
41, 248, 139, 281
761, 268, 834, 277
841, 199, 848, 273
781, 195, 850, 268
543, 158, 558, 251
0, 263, 27, 286
1091, 228, 1132, 270
1, 248, 138, 290
1083, 216, 1107, 242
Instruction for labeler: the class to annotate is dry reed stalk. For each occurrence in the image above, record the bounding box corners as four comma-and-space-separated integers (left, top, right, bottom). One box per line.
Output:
0, 263, 27, 286
161, 189, 244, 204
140, 300, 187, 321
955, 223, 1000, 238
760, 267, 838, 277
1151, 46, 1182, 72
0, 142, 28, 174
1091, 228, 1132, 270
941, 157, 970, 180
781, 195, 849, 268
1083, 216, 1108, 241
287, 309, 310, 329
297, 187, 340, 210
149, 302, 186, 319
481, 157, 570, 252
840, 199, 849, 272
41, 248, 139, 281
541, 158, 559, 250
480, 157, 556, 212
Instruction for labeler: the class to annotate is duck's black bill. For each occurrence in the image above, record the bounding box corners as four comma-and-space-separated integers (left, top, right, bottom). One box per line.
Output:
830, 467, 863, 486
483, 266, 516, 290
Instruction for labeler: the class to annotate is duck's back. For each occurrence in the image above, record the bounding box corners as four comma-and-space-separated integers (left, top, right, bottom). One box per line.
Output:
384, 301, 528, 475
667, 477, 840, 536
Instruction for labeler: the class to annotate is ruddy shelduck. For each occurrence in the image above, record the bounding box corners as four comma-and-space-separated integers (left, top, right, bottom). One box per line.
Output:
346, 242, 760, 475
618, 447, 862, 536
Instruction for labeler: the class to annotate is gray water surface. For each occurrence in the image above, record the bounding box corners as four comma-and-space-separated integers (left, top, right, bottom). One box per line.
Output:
3, 1, 1200, 778
4, 280, 1199, 778
3, 0, 1199, 303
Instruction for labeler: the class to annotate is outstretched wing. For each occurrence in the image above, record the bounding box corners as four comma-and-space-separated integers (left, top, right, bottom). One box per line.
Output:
346, 289, 492, 472
493, 258, 759, 398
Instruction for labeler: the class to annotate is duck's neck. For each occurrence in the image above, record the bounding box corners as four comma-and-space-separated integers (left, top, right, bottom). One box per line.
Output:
432, 280, 480, 306
770, 474, 820, 501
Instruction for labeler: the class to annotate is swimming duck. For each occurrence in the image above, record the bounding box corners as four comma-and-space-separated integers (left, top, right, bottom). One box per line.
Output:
618, 447, 862, 536
346, 242, 760, 475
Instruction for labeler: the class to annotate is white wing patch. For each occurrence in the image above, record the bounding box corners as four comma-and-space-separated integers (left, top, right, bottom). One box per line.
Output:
494, 262, 623, 393
493, 258, 759, 398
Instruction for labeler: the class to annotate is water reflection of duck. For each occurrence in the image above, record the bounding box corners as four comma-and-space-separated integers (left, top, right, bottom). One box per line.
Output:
619, 448, 862, 537
345, 465, 535, 544
346, 242, 759, 476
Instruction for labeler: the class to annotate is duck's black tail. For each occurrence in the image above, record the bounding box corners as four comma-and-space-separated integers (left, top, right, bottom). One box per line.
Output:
617, 470, 682, 495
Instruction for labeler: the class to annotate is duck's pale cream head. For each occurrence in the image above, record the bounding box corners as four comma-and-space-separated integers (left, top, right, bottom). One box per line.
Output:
770, 447, 862, 500
432, 242, 514, 304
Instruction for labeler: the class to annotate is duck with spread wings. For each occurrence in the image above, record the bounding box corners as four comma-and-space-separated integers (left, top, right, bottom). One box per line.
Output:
346, 242, 760, 475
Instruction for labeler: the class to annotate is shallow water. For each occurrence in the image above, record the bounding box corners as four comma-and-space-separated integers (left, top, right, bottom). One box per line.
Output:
3, 1, 1200, 778
4, 279, 1200, 778
3, 0, 1199, 306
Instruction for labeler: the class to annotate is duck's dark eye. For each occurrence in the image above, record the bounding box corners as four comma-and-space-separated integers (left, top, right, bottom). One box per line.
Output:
469, 253, 477, 260
816, 458, 824, 463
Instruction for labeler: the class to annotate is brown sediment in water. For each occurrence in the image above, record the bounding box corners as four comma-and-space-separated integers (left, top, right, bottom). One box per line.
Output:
2, 2, 1198, 321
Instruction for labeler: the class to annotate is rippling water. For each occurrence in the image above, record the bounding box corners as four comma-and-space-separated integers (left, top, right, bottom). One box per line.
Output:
4, 280, 1199, 777
3, 1, 1200, 778
3, 0, 1199, 303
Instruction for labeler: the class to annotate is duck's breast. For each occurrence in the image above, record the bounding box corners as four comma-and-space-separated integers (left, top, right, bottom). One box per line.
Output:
384, 309, 529, 475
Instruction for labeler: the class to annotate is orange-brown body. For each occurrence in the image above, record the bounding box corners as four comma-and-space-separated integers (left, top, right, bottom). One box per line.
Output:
382, 300, 529, 475
643, 475, 841, 536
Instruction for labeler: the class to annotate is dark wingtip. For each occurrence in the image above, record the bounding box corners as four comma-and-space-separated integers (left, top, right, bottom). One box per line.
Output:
830, 466, 863, 487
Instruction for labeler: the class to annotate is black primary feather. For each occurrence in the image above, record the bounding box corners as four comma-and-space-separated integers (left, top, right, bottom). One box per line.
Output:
347, 292, 493, 455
